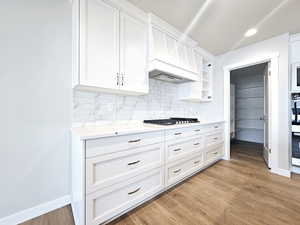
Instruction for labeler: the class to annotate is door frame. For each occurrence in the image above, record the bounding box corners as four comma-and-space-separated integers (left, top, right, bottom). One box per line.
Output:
223, 53, 279, 172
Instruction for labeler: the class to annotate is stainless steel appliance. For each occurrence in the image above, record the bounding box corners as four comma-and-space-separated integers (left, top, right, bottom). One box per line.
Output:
291, 93, 300, 166
144, 117, 199, 126
292, 63, 300, 92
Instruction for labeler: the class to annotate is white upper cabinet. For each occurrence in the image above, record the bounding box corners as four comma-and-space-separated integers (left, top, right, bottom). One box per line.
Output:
178, 49, 214, 102
80, 0, 120, 90
73, 0, 149, 95
120, 12, 148, 93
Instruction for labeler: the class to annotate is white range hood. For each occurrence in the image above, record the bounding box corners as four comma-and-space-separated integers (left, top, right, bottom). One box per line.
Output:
148, 59, 200, 84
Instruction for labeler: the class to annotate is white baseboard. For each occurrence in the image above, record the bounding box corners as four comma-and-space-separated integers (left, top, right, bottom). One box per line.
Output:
271, 167, 291, 178
0, 195, 71, 225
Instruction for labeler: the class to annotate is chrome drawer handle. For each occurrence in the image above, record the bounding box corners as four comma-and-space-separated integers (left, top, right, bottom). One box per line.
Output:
128, 139, 141, 143
214, 126, 219, 129
194, 143, 200, 146
128, 187, 141, 195
173, 169, 181, 174
213, 137, 218, 140
173, 148, 182, 152
194, 160, 200, 164
128, 160, 140, 166
213, 152, 218, 155
174, 132, 182, 135
194, 129, 201, 132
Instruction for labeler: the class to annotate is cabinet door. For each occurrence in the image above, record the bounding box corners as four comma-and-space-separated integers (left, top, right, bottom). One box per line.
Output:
151, 27, 167, 61
119, 12, 148, 94
80, 0, 119, 89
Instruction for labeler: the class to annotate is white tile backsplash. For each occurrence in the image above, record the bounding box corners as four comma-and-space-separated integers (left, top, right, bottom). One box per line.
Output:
73, 79, 205, 123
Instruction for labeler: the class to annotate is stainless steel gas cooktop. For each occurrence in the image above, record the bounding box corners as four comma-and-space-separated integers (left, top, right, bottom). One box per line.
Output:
143, 118, 199, 126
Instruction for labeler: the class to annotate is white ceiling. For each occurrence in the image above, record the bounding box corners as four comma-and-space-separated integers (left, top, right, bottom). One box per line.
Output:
128, 0, 300, 55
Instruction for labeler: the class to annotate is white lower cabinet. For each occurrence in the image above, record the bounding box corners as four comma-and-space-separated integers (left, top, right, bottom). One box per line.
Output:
71, 122, 224, 225
204, 144, 224, 164
86, 143, 164, 193
165, 152, 204, 186
86, 168, 164, 225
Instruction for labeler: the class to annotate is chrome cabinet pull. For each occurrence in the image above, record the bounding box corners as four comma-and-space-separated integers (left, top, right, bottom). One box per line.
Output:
128, 187, 141, 195
174, 132, 182, 136
213, 137, 218, 140
128, 160, 140, 166
194, 143, 200, 146
117, 73, 120, 85
194, 160, 200, 164
173, 148, 182, 152
194, 129, 201, 132
213, 152, 218, 155
214, 126, 219, 128
128, 139, 141, 143
173, 169, 181, 174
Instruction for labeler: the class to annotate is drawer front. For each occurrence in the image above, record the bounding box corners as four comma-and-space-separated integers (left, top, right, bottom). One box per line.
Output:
85, 131, 163, 158
166, 153, 203, 186
86, 168, 164, 225
205, 132, 224, 147
206, 123, 224, 133
165, 127, 194, 141
86, 143, 164, 193
205, 146, 224, 163
166, 137, 204, 162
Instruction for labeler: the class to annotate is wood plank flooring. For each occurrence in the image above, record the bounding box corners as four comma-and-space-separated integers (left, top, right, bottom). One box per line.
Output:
21, 141, 300, 225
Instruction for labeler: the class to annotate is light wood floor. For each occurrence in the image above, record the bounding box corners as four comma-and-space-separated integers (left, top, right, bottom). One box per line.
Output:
21, 141, 300, 225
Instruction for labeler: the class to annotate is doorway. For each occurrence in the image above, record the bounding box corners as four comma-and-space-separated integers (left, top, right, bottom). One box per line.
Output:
230, 63, 270, 168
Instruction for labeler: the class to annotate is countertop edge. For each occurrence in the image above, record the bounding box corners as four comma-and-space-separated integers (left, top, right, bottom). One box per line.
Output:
72, 121, 225, 140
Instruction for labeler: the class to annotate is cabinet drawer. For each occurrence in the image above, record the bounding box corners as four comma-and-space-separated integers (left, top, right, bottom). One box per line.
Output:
165, 127, 193, 141
86, 143, 164, 193
206, 123, 224, 133
85, 131, 163, 158
166, 137, 204, 162
205, 146, 223, 163
205, 132, 224, 147
166, 153, 203, 186
86, 168, 164, 225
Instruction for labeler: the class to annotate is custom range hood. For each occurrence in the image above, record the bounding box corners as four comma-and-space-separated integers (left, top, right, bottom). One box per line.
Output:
148, 60, 200, 84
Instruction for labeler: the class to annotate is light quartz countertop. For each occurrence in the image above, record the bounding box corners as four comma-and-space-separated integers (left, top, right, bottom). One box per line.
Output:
72, 120, 225, 140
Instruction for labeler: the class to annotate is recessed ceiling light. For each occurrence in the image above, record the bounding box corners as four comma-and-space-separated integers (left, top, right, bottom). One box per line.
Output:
244, 28, 257, 37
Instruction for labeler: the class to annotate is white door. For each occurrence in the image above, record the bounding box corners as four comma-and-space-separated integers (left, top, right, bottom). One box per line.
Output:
80, 0, 119, 89
119, 12, 148, 94
263, 63, 271, 168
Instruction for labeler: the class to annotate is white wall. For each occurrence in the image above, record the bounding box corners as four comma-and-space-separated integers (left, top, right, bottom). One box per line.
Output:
0, 0, 72, 220
217, 34, 290, 171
